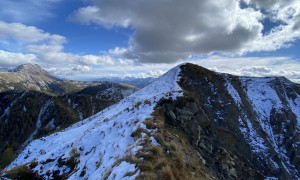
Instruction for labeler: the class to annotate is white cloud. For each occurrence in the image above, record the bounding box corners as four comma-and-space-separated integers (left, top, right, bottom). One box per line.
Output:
0, 50, 37, 66
27, 46, 115, 66
70, 0, 300, 63
79, 55, 115, 65
241, 0, 300, 52
70, 6, 104, 26
72, 65, 92, 73
0, 21, 65, 44
27, 44, 64, 53
190, 56, 300, 83
70, 6, 131, 28
0, 21, 116, 69
109, 47, 129, 56
117, 59, 135, 66
238, 66, 300, 83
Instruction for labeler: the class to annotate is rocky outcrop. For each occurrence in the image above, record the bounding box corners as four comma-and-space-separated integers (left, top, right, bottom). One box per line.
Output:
159, 63, 300, 179
162, 98, 263, 179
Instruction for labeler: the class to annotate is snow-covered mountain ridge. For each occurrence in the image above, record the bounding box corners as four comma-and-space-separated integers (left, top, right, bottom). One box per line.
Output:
0, 82, 137, 170
3, 63, 300, 179
4, 65, 183, 179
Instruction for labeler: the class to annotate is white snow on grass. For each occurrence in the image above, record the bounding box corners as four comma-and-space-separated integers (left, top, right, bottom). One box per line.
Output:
6, 65, 183, 179
108, 161, 138, 180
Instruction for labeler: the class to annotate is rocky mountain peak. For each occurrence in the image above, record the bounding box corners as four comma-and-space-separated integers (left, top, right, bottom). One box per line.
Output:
9, 63, 48, 75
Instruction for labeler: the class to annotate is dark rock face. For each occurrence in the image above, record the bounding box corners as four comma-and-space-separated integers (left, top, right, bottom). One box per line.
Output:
163, 98, 263, 179
161, 63, 300, 179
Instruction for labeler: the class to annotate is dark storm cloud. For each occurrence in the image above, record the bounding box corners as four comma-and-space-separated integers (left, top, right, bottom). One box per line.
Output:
293, 15, 300, 30
244, 0, 295, 10
72, 0, 300, 63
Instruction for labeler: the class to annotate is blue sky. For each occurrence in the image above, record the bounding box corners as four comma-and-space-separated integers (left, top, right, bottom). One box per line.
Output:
37, 1, 132, 54
0, 0, 299, 82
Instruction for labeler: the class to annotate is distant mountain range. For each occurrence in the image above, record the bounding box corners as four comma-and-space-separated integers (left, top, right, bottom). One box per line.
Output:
2, 63, 300, 179
0, 64, 139, 96
94, 76, 156, 88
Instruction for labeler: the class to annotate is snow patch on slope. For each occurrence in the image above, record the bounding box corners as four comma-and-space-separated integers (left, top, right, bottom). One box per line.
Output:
20, 100, 53, 152
224, 76, 241, 107
239, 77, 298, 176
6, 65, 183, 179
289, 95, 300, 126
0, 91, 27, 122
240, 77, 282, 147
281, 80, 300, 128
225, 77, 268, 153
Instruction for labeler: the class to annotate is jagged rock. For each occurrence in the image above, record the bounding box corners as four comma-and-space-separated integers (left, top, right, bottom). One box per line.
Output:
186, 102, 199, 114
195, 113, 211, 128
175, 108, 194, 123
199, 141, 213, 154
190, 125, 201, 146
168, 110, 176, 120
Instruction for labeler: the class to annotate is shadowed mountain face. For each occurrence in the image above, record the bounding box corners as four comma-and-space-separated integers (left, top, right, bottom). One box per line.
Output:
160, 63, 300, 179
2, 63, 300, 179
